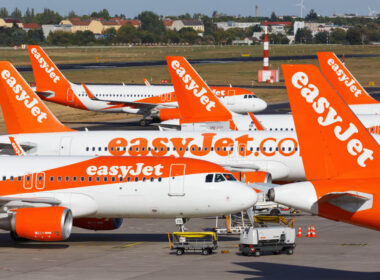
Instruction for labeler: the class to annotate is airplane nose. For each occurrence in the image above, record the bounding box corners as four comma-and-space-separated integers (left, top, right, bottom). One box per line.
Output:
256, 98, 267, 112
235, 183, 258, 209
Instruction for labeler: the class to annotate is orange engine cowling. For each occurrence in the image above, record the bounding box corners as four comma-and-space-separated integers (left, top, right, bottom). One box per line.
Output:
11, 207, 73, 241
159, 108, 181, 121
73, 218, 123, 231
233, 171, 272, 184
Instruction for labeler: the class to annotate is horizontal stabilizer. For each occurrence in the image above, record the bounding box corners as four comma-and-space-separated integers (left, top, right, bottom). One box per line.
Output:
318, 191, 372, 213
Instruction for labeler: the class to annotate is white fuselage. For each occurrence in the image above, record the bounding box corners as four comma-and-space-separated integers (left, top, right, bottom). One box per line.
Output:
68, 83, 268, 114
1, 131, 304, 180
0, 156, 256, 218
161, 114, 380, 132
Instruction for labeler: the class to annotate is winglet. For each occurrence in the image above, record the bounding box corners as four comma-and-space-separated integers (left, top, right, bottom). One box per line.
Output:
144, 78, 151, 86
0, 61, 73, 134
82, 83, 96, 99
282, 64, 379, 180
9, 136, 25, 155
166, 56, 232, 123
317, 52, 378, 105
248, 112, 264, 130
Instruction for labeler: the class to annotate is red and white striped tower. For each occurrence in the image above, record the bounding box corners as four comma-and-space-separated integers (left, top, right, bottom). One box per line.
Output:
263, 25, 269, 70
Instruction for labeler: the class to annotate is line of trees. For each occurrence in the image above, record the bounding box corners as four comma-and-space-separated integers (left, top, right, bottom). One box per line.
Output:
0, 7, 379, 46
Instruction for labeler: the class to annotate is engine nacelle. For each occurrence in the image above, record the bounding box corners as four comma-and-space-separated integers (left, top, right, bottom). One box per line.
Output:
159, 108, 180, 121
233, 171, 272, 184
73, 218, 123, 231
3, 207, 73, 241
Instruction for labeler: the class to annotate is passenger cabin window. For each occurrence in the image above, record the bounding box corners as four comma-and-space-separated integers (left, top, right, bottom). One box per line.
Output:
205, 174, 213, 183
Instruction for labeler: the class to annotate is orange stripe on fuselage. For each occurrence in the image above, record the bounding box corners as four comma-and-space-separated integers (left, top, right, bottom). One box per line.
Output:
0, 156, 227, 197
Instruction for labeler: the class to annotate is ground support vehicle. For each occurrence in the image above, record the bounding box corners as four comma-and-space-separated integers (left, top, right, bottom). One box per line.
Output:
239, 225, 296, 256
168, 232, 218, 255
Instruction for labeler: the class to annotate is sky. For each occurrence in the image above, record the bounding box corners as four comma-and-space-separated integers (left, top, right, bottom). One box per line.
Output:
0, 0, 378, 18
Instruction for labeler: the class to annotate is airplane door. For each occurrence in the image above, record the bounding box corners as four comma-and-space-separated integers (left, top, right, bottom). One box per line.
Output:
168, 164, 185, 196
67, 87, 74, 103
227, 90, 235, 105
59, 137, 72, 155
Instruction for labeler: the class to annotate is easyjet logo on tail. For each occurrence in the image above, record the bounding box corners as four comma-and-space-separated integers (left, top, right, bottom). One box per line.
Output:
86, 163, 164, 177
1, 70, 47, 123
30, 48, 60, 84
291, 71, 373, 167
327, 58, 362, 98
171, 60, 215, 111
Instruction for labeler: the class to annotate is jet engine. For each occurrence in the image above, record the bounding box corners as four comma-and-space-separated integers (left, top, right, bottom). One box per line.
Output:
0, 206, 72, 241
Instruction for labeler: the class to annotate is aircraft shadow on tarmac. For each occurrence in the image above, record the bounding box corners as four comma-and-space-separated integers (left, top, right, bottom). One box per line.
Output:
229, 262, 380, 280
0, 232, 239, 249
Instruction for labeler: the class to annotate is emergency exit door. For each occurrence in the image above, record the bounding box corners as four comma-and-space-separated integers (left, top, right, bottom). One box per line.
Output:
227, 90, 235, 105
168, 164, 185, 196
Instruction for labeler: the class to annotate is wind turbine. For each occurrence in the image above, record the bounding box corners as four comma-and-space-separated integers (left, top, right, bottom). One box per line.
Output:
295, 0, 307, 18
368, 6, 378, 17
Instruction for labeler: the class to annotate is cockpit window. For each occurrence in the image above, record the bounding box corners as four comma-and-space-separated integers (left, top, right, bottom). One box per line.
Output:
214, 174, 226, 182
223, 173, 237, 181
205, 174, 213, 183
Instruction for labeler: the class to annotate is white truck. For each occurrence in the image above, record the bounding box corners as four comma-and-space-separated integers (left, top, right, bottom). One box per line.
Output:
239, 226, 296, 256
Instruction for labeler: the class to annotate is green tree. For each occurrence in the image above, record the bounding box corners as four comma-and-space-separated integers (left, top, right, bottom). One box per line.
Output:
295, 28, 312, 43
72, 30, 95, 45
11, 8, 22, 19
346, 27, 362, 44
166, 30, 180, 43
0, 8, 8, 18
91, 9, 110, 20
23, 8, 34, 23
270, 12, 278, 22
313, 31, 328, 43
47, 31, 72, 45
35, 8, 62, 25
68, 10, 77, 18
26, 29, 44, 44
330, 28, 346, 44
117, 24, 139, 43
138, 11, 165, 35
305, 9, 318, 21
178, 27, 198, 44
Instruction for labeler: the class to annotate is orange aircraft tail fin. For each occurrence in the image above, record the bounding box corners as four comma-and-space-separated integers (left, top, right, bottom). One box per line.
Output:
282, 64, 379, 180
28, 45, 72, 96
0, 61, 73, 134
317, 52, 378, 105
166, 56, 232, 123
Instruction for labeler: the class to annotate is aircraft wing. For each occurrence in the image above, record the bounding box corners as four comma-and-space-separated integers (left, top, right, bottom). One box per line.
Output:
0, 143, 35, 154
318, 191, 372, 213
99, 99, 177, 109
36, 91, 55, 98
0, 196, 61, 206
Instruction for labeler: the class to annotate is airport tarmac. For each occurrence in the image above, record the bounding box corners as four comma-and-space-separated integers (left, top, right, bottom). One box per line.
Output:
0, 215, 379, 279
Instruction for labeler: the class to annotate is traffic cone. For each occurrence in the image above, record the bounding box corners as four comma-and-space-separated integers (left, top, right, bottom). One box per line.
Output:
311, 225, 317, 238
306, 226, 311, 237
297, 225, 303, 237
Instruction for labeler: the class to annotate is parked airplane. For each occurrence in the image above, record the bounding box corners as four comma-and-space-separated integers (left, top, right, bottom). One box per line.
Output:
160, 56, 380, 133
318, 52, 380, 115
27, 45, 267, 126
268, 64, 380, 230
0, 155, 256, 241
2, 61, 380, 182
